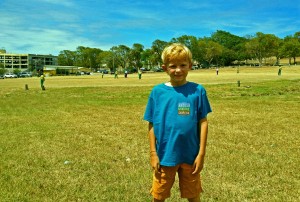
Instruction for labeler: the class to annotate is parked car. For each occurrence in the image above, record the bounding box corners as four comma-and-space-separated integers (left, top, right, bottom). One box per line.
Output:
99, 69, 109, 74
18, 72, 32, 78
0, 74, 4, 79
4, 73, 18, 78
154, 67, 164, 72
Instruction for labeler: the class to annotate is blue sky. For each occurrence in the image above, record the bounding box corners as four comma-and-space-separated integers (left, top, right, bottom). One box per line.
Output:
0, 0, 299, 55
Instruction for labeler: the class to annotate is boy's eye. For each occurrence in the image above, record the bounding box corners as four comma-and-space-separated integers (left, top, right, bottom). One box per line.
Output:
168, 63, 188, 69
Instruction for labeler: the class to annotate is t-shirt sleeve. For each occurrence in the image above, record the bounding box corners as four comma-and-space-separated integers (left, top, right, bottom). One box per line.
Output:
143, 93, 154, 123
198, 88, 212, 120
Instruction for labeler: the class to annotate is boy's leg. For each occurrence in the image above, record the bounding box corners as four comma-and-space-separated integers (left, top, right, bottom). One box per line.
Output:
178, 164, 203, 200
151, 166, 178, 201
187, 196, 200, 202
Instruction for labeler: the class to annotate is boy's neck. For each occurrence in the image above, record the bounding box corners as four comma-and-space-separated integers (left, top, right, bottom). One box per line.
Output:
165, 81, 188, 87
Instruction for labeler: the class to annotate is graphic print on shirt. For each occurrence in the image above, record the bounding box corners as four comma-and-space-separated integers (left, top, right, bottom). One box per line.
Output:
178, 102, 190, 115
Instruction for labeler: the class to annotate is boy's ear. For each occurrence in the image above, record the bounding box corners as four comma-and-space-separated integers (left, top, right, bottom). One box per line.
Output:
162, 64, 168, 72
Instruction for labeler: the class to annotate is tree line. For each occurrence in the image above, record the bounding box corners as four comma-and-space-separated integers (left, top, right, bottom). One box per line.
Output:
57, 30, 300, 72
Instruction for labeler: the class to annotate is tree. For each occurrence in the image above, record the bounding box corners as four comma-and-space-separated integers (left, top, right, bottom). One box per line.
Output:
87, 48, 103, 71
170, 35, 197, 49
13, 68, 21, 75
211, 30, 248, 63
218, 48, 236, 66
280, 35, 300, 64
141, 48, 153, 69
171, 35, 200, 64
129, 43, 144, 70
52, 30, 300, 69
198, 39, 224, 67
151, 39, 168, 67
245, 32, 280, 66
74, 46, 102, 70
30, 58, 44, 72
97, 51, 112, 70
211, 30, 247, 50
111, 45, 131, 71
57, 50, 77, 66
294, 31, 300, 41
0, 63, 6, 75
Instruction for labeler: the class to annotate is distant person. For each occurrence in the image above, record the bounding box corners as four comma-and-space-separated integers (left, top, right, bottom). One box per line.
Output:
124, 70, 128, 78
114, 70, 118, 79
144, 43, 212, 202
138, 69, 142, 80
102, 72, 104, 78
278, 66, 282, 76
216, 68, 219, 75
40, 74, 45, 90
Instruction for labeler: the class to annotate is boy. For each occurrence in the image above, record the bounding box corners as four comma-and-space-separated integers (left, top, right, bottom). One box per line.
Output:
40, 74, 45, 90
144, 43, 212, 202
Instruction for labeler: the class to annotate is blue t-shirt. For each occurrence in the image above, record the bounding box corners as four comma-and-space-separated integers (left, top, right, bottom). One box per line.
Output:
144, 82, 212, 166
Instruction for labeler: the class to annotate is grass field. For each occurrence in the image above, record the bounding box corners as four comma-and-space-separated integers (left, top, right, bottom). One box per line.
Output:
0, 66, 299, 201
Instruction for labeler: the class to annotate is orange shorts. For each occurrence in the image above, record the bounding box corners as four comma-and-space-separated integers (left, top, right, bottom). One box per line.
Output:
150, 163, 203, 200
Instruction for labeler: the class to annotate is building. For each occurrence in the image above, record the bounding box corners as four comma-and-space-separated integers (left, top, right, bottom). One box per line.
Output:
0, 52, 57, 71
43, 65, 90, 76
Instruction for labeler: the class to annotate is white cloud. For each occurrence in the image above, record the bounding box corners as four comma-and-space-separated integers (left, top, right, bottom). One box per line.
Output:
2, 26, 97, 54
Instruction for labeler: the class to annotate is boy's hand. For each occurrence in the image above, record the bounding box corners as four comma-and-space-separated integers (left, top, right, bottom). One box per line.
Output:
192, 154, 205, 174
150, 152, 160, 173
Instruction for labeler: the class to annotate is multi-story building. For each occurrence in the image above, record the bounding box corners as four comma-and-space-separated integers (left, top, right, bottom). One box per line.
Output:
0, 52, 57, 71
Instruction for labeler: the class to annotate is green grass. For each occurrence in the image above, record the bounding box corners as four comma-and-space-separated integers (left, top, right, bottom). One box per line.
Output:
0, 66, 299, 201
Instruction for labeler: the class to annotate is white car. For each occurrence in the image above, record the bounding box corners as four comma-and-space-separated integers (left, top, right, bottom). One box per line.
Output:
4, 73, 18, 78
18, 72, 32, 77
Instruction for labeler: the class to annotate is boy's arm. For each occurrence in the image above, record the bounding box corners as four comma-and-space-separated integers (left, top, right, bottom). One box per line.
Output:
192, 117, 208, 174
148, 122, 160, 173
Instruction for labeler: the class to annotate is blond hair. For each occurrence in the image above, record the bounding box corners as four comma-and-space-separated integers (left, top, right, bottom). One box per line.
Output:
161, 43, 193, 65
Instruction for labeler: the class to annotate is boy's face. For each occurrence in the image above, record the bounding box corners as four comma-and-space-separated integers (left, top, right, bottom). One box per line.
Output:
162, 59, 192, 86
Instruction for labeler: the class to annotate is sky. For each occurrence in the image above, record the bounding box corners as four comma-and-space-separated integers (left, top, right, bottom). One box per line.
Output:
0, 0, 299, 55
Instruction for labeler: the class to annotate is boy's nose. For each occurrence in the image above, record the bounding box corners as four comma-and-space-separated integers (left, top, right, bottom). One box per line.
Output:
175, 67, 182, 71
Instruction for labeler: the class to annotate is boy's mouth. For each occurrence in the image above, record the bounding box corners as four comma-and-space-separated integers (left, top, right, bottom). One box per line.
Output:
174, 74, 183, 77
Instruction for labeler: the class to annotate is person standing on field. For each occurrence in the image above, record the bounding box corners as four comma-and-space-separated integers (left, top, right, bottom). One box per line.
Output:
40, 74, 45, 90
144, 43, 212, 202
114, 70, 118, 79
138, 69, 142, 79
114, 70, 119, 79
278, 66, 282, 76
